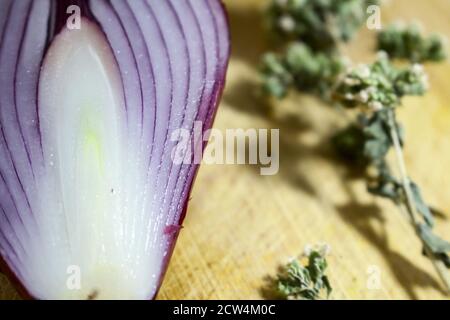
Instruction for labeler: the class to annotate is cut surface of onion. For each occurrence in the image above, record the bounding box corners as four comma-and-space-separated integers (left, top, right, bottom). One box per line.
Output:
0, 0, 229, 299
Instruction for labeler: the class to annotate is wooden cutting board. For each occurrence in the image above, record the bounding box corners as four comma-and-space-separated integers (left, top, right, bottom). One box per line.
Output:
2, 0, 450, 300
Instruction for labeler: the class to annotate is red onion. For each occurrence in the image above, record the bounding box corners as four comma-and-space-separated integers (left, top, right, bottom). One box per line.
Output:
0, 0, 230, 299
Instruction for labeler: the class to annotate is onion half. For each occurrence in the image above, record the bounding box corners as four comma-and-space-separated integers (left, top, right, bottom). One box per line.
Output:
0, 0, 230, 299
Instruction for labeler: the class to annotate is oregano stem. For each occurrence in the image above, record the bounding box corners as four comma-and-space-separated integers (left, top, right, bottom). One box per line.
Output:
387, 109, 450, 292
387, 110, 418, 223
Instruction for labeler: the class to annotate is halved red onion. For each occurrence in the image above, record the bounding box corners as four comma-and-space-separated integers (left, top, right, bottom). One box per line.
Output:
0, 0, 230, 299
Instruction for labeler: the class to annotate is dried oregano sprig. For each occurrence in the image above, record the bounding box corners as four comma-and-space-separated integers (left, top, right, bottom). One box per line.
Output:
267, 0, 378, 52
262, 0, 450, 292
262, 0, 374, 99
378, 23, 447, 62
333, 54, 428, 110
261, 43, 346, 99
264, 2, 448, 100
276, 244, 332, 300
333, 56, 450, 277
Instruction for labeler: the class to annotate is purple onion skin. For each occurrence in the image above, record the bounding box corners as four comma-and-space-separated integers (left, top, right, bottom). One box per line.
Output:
0, 0, 230, 300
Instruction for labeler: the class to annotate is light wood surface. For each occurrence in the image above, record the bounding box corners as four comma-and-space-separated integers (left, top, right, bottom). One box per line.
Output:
1, 0, 450, 300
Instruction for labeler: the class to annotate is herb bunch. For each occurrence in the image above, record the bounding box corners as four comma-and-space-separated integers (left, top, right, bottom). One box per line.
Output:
262, 0, 378, 99
332, 55, 450, 275
378, 23, 447, 63
275, 244, 332, 300
262, 0, 450, 292
261, 43, 346, 99
267, 0, 378, 52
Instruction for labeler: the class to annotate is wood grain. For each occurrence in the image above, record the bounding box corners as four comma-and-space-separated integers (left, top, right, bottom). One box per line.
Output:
1, 0, 450, 300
